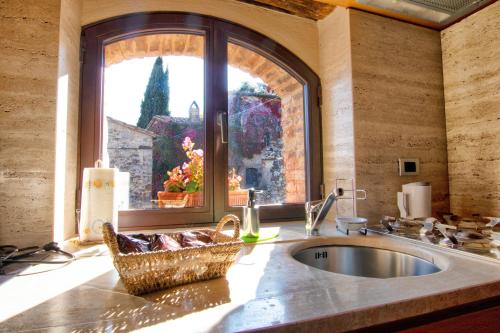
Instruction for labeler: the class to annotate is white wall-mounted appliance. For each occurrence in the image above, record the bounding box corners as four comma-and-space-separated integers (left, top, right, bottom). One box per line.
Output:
397, 182, 432, 218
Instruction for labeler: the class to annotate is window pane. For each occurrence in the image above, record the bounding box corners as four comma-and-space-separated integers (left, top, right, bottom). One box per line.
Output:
227, 42, 306, 206
102, 33, 205, 210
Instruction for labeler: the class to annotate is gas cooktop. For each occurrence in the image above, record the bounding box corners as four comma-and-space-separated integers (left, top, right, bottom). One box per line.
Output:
369, 215, 500, 261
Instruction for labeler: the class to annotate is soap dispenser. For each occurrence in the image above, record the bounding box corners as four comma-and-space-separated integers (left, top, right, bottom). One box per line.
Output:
242, 188, 262, 238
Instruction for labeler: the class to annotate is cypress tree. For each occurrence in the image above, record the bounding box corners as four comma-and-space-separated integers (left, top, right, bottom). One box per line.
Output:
137, 57, 170, 128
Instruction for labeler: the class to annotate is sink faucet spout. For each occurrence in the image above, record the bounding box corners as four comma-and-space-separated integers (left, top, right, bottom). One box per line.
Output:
305, 188, 343, 236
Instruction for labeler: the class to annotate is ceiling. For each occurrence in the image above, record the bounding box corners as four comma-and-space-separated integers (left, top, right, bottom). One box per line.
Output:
236, 0, 336, 20
236, 0, 496, 29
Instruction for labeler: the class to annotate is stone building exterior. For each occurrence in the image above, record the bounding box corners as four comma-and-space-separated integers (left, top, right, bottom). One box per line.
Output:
106, 117, 155, 209
228, 92, 285, 204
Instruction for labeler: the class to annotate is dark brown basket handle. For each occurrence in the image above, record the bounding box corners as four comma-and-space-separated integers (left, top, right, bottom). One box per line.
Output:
215, 214, 240, 242
102, 223, 120, 257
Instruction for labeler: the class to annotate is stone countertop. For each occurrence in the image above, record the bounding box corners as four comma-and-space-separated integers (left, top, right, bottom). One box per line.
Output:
1, 222, 500, 332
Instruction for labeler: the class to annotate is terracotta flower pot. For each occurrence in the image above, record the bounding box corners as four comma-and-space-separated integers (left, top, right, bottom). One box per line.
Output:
158, 190, 247, 208
228, 189, 249, 206
157, 191, 204, 208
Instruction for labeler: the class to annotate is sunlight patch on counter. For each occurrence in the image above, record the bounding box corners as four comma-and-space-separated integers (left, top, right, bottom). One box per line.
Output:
0, 252, 113, 322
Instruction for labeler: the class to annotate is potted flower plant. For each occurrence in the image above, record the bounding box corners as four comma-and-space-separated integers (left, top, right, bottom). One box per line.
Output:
158, 137, 249, 208
157, 137, 204, 208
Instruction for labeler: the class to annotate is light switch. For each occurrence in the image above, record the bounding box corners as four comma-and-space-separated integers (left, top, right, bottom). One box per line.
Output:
398, 158, 419, 176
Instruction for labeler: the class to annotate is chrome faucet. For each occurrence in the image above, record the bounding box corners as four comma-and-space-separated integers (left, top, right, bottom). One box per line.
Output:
305, 188, 344, 236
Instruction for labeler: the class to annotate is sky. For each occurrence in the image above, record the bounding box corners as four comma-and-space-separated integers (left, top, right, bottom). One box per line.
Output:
103, 56, 264, 126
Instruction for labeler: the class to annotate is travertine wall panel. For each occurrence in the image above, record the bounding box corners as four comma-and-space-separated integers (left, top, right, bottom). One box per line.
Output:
318, 8, 356, 218
54, 0, 82, 241
441, 1, 500, 217
0, 0, 61, 246
81, 0, 319, 74
350, 10, 449, 222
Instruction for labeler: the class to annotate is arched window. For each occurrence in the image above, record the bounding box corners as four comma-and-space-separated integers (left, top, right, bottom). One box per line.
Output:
80, 13, 322, 227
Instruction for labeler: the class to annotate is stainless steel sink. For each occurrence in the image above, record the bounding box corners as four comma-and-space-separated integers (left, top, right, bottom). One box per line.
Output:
293, 245, 440, 278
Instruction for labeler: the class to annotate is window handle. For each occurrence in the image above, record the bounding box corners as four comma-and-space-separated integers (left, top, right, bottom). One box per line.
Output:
218, 111, 228, 144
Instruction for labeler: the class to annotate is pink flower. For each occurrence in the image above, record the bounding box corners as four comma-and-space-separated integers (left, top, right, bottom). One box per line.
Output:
193, 149, 203, 157
182, 137, 194, 151
164, 137, 204, 193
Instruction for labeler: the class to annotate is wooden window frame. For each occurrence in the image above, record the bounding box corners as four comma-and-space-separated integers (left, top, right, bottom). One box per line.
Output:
79, 12, 322, 229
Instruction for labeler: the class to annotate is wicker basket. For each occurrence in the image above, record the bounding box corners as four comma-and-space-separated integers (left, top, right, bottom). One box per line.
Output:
102, 215, 243, 295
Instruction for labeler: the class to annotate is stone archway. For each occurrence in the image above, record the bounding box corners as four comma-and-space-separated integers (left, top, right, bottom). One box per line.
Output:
105, 33, 305, 203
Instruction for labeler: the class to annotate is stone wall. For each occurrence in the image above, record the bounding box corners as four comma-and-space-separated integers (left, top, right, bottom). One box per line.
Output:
441, 1, 500, 217
106, 117, 154, 209
0, 0, 61, 247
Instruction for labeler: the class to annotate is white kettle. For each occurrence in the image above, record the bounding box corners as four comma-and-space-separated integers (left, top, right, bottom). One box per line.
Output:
397, 182, 432, 218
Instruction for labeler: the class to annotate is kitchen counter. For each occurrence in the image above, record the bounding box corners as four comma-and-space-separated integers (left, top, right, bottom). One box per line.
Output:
1, 222, 500, 332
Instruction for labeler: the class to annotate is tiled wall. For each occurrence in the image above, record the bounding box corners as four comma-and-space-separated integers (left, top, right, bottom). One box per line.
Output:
441, 1, 500, 217
0, 0, 61, 246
